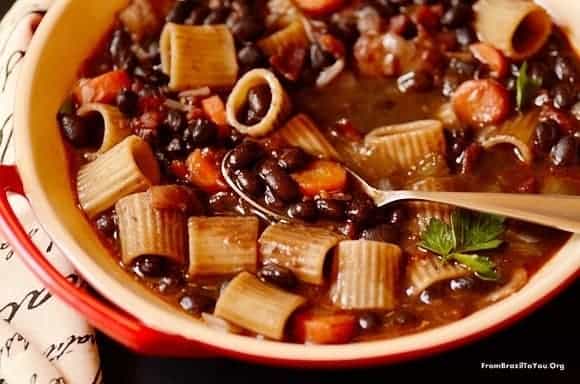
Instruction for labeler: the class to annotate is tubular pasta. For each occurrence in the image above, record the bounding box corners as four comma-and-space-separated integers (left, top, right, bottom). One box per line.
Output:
226, 69, 292, 137
277, 114, 340, 160
257, 20, 308, 57
330, 240, 401, 310
405, 256, 469, 296
116, 191, 187, 266
259, 223, 343, 285
364, 120, 446, 172
160, 23, 238, 90
77, 103, 131, 157
77, 135, 160, 218
188, 216, 259, 276
474, 0, 552, 60
214, 272, 306, 340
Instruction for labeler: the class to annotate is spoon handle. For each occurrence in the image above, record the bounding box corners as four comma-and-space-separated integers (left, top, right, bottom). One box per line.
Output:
385, 191, 580, 233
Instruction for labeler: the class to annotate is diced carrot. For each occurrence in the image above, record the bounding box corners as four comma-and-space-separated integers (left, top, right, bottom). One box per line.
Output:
186, 148, 228, 193
73, 70, 131, 105
292, 312, 357, 344
201, 95, 227, 126
469, 43, 508, 78
292, 0, 344, 16
452, 79, 511, 126
291, 160, 347, 197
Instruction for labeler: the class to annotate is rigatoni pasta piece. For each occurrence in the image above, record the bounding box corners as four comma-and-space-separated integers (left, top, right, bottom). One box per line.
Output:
259, 223, 343, 285
115, 191, 187, 266
77, 135, 160, 218
257, 20, 309, 57
406, 177, 461, 232
364, 120, 446, 172
277, 114, 340, 160
77, 103, 131, 157
330, 240, 401, 310
214, 272, 306, 340
405, 256, 469, 296
188, 216, 259, 276
160, 23, 238, 90
226, 69, 292, 137
477, 110, 540, 164
474, 0, 552, 60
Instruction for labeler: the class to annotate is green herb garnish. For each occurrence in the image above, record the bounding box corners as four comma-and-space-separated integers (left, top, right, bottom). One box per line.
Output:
419, 210, 505, 280
516, 61, 542, 111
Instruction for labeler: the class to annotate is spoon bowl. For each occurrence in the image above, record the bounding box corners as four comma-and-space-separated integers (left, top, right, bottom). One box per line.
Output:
222, 150, 580, 233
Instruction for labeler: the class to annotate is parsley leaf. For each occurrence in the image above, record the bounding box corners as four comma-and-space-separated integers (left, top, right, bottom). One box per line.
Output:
516, 62, 542, 111
419, 210, 505, 281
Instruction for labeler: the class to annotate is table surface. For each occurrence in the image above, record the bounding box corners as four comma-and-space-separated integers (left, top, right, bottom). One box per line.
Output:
1, 1, 577, 382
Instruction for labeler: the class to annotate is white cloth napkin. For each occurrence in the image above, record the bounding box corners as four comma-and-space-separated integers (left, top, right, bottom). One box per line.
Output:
0, 1, 102, 383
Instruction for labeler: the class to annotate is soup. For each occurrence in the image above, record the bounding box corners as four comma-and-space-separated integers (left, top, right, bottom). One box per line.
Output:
58, 0, 578, 344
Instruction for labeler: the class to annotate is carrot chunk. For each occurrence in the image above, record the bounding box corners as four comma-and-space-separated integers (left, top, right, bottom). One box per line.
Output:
73, 70, 131, 105
186, 148, 228, 193
452, 79, 511, 126
292, 0, 344, 16
201, 95, 227, 126
291, 160, 347, 197
292, 312, 357, 344
469, 43, 508, 78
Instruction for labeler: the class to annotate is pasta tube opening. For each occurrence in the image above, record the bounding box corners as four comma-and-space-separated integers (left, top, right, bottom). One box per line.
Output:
277, 114, 340, 160
226, 69, 292, 137
77, 103, 131, 157
474, 0, 552, 60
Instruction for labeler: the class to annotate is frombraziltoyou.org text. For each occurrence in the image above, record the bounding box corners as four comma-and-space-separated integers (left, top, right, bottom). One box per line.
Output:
481, 361, 566, 371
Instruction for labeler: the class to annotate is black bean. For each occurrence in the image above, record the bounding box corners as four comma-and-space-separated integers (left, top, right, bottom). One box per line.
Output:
185, 7, 210, 25
227, 140, 264, 169
247, 84, 272, 118
133, 255, 165, 278
230, 16, 264, 42
263, 187, 286, 209
550, 136, 578, 167
385, 207, 405, 225
309, 44, 334, 70
234, 169, 263, 196
167, 0, 196, 24
449, 277, 475, 291
204, 9, 228, 24
134, 67, 169, 86
529, 62, 553, 87
358, 312, 381, 331
449, 57, 476, 77
109, 28, 135, 71
316, 199, 345, 220
455, 27, 476, 46
533, 120, 560, 155
116, 89, 139, 116
179, 290, 215, 314
259, 160, 300, 202
165, 137, 184, 157
257, 263, 298, 290
372, 0, 397, 17
445, 129, 471, 160
238, 44, 265, 70
288, 201, 318, 221
360, 223, 400, 243
277, 148, 308, 171
505, 77, 517, 92
397, 70, 433, 93
59, 114, 90, 147
554, 56, 576, 82
95, 212, 117, 237
346, 198, 376, 225
552, 83, 576, 109
441, 4, 472, 28
329, 13, 359, 44
156, 275, 183, 295
184, 118, 218, 149
224, 126, 244, 148
208, 191, 241, 214
164, 110, 186, 133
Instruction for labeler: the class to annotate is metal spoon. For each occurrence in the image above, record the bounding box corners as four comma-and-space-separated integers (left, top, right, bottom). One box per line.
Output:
222, 151, 580, 233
